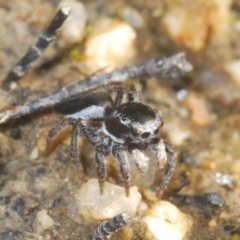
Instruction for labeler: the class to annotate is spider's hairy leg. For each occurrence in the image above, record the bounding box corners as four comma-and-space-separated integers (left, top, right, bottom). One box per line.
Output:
46, 118, 69, 152
112, 145, 131, 197
158, 141, 177, 197
114, 88, 125, 106
2, 6, 71, 89
95, 145, 107, 195
69, 119, 83, 170
79, 120, 106, 194
70, 118, 102, 171
80, 120, 102, 145
128, 84, 139, 102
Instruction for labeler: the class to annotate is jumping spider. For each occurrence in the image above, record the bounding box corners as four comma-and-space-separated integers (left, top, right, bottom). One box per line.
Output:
47, 84, 176, 196
0, 6, 180, 197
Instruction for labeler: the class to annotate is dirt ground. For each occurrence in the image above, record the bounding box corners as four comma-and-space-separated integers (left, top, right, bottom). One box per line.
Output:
0, 0, 240, 239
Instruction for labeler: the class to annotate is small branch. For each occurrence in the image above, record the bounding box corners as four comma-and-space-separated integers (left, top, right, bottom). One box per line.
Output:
0, 52, 193, 125
88, 213, 131, 240
1, 6, 71, 90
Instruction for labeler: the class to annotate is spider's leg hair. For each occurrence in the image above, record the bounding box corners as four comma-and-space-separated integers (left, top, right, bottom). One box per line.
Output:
95, 144, 107, 195
80, 120, 101, 145
128, 84, 139, 102
115, 88, 125, 106
46, 118, 69, 152
70, 119, 83, 170
158, 141, 177, 197
112, 145, 131, 197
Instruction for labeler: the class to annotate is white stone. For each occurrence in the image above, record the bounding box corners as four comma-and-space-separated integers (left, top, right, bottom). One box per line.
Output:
164, 121, 191, 146
29, 147, 39, 160
143, 201, 193, 240
74, 179, 141, 222
122, 7, 145, 29
161, 0, 231, 51
36, 209, 55, 232
59, 0, 88, 44
84, 18, 137, 72
224, 60, 240, 87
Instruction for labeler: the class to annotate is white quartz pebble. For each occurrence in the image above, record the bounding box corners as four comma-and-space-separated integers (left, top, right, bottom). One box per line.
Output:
59, 0, 88, 44
143, 201, 193, 240
84, 18, 137, 72
35, 209, 55, 233
74, 179, 141, 222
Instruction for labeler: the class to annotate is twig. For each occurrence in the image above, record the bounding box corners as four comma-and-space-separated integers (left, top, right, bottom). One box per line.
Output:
88, 213, 131, 240
1, 6, 71, 90
0, 52, 192, 125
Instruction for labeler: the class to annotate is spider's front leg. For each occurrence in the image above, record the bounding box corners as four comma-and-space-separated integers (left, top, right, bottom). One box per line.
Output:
70, 119, 102, 172
95, 144, 108, 194
69, 119, 83, 170
46, 118, 69, 152
112, 145, 131, 196
155, 139, 177, 197
79, 121, 109, 194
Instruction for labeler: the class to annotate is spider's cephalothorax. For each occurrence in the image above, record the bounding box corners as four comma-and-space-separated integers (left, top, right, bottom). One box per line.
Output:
103, 102, 163, 144
47, 85, 176, 197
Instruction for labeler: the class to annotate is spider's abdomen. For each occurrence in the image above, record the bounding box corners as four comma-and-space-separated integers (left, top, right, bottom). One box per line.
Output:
103, 102, 163, 143
53, 91, 113, 120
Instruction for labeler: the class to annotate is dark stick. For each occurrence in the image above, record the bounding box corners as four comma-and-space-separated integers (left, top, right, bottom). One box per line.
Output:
1, 6, 71, 90
89, 213, 131, 240
0, 52, 192, 125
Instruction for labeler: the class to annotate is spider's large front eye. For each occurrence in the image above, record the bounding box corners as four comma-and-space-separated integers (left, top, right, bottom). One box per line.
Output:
121, 115, 128, 123
142, 132, 150, 139
122, 116, 127, 121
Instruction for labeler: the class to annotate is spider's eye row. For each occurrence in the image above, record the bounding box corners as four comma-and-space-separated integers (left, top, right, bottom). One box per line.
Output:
121, 115, 127, 121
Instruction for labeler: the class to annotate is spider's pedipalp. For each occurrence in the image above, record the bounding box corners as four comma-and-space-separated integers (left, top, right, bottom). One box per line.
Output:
156, 139, 168, 169
131, 149, 149, 173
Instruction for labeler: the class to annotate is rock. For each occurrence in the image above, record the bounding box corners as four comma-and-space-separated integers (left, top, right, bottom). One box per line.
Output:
59, 0, 88, 44
84, 17, 137, 72
224, 60, 240, 87
122, 7, 145, 29
0, 132, 12, 159
35, 209, 55, 233
183, 92, 214, 127
29, 147, 39, 160
161, 0, 231, 51
72, 179, 141, 222
142, 201, 193, 240
164, 121, 191, 146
